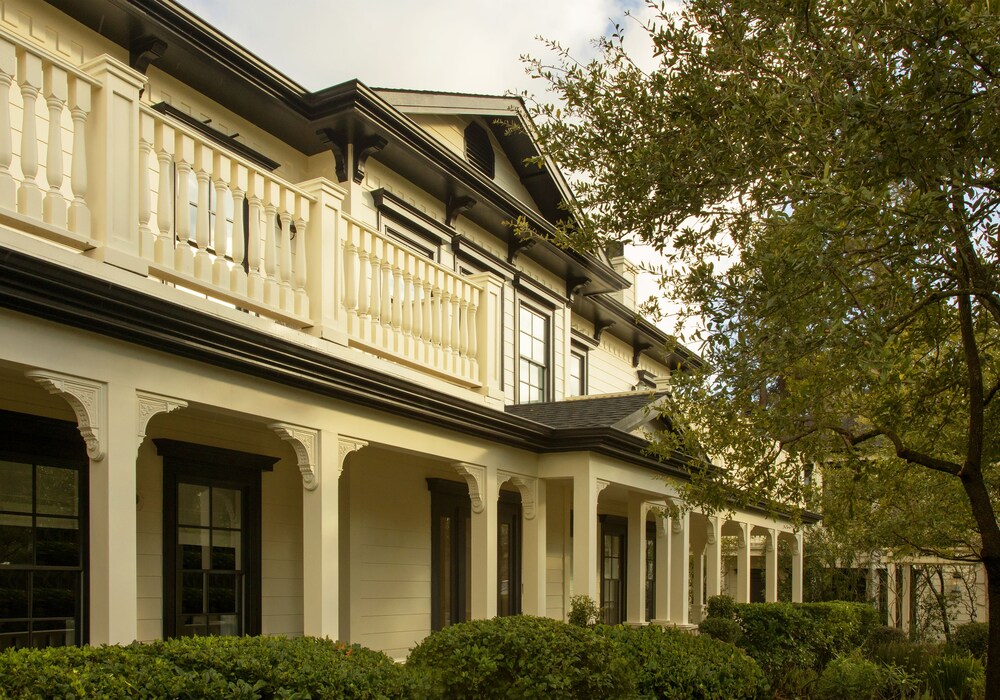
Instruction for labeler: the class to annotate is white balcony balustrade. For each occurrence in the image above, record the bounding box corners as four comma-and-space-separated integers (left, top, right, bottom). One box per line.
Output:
0, 31, 492, 392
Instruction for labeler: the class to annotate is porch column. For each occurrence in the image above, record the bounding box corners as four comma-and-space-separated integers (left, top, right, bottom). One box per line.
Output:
28, 371, 138, 644
652, 513, 670, 625
626, 495, 647, 625
705, 516, 722, 601
499, 472, 545, 616
791, 532, 804, 603
734, 521, 751, 604
457, 462, 498, 619
572, 470, 608, 603
900, 564, 912, 634
669, 510, 690, 625
764, 528, 778, 603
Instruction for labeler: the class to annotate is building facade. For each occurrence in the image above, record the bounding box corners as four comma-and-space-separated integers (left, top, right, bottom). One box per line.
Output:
0, 0, 806, 658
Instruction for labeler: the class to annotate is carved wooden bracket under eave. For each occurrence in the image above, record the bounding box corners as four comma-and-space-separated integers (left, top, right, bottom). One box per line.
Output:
508, 237, 536, 264
270, 422, 320, 490
26, 370, 106, 461
316, 128, 349, 182
354, 135, 388, 185
706, 519, 718, 546
446, 195, 476, 227
497, 470, 537, 520
129, 36, 167, 75
136, 391, 187, 455
567, 276, 590, 304
594, 319, 615, 342
454, 462, 486, 513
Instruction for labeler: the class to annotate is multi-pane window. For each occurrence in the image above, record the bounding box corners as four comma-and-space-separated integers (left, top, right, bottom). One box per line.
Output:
568, 351, 586, 397
0, 460, 85, 650
518, 306, 549, 403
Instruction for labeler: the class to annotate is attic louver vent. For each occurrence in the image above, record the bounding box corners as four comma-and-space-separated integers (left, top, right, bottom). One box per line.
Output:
464, 122, 495, 179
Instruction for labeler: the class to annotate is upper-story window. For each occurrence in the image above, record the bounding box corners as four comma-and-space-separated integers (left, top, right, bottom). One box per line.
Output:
465, 123, 495, 179
518, 305, 549, 403
568, 350, 587, 397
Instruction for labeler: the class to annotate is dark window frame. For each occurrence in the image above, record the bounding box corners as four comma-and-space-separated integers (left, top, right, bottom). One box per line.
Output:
0, 409, 89, 650
517, 302, 552, 404
156, 439, 276, 639
599, 515, 627, 625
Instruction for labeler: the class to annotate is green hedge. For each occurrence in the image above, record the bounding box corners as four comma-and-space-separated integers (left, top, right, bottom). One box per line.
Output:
595, 624, 766, 699
0, 636, 409, 699
406, 615, 634, 699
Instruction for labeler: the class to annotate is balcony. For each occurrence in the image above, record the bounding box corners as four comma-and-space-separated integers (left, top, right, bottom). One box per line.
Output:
0, 33, 499, 395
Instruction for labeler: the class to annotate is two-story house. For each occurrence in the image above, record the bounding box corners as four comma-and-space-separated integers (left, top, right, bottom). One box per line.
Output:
0, 0, 808, 658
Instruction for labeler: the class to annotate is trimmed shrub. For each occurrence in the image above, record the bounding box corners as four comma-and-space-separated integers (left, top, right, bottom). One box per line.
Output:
950, 622, 989, 661
596, 624, 767, 699
697, 616, 744, 644
866, 625, 909, 650
567, 594, 602, 628
406, 615, 634, 699
814, 653, 919, 700
0, 636, 409, 699
705, 594, 738, 620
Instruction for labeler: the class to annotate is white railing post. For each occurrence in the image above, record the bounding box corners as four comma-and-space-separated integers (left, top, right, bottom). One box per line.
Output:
16, 49, 42, 220
263, 180, 280, 306
229, 162, 248, 296
246, 171, 264, 301
81, 55, 146, 267
42, 64, 67, 227
211, 152, 231, 286
137, 111, 154, 259
67, 76, 91, 237
467, 272, 504, 400
292, 191, 309, 318
299, 179, 346, 341
193, 143, 213, 281
173, 132, 194, 274
278, 187, 294, 313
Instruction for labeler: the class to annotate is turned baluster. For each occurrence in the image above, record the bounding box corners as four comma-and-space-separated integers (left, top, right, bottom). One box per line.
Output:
293, 195, 309, 317
468, 287, 480, 379
450, 278, 461, 370
42, 65, 67, 227
173, 132, 195, 273
153, 121, 174, 265
16, 50, 42, 219
246, 171, 264, 301
402, 252, 414, 344
229, 161, 248, 296
390, 248, 403, 333
0, 38, 15, 209
66, 77, 90, 235
192, 143, 213, 280
356, 225, 370, 320
137, 112, 153, 259
262, 180, 279, 306
278, 188, 294, 312
211, 152, 231, 286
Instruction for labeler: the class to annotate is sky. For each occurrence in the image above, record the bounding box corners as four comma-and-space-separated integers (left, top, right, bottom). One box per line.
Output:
177, 0, 688, 336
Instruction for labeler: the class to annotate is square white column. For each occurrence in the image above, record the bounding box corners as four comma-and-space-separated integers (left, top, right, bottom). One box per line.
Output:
572, 471, 607, 603
652, 515, 670, 625
465, 464, 498, 619
735, 522, 751, 603
626, 495, 647, 624
705, 516, 722, 601
520, 478, 547, 616
764, 529, 778, 602
791, 533, 804, 603
669, 510, 690, 625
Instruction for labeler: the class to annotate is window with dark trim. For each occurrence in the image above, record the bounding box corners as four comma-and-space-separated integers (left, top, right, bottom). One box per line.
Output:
568, 349, 587, 397
0, 410, 88, 651
600, 515, 627, 625
518, 304, 550, 404
428, 479, 521, 630
464, 122, 495, 179
645, 522, 656, 621
156, 439, 277, 639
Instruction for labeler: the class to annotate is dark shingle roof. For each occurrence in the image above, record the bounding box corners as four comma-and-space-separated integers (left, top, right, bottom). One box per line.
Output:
504, 391, 667, 431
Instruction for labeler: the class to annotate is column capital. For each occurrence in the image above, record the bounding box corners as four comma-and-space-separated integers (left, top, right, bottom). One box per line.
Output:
270, 422, 320, 490
26, 370, 106, 460
136, 391, 186, 453
454, 462, 487, 513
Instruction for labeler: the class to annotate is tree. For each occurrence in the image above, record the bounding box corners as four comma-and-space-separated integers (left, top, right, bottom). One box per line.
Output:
524, 0, 1000, 689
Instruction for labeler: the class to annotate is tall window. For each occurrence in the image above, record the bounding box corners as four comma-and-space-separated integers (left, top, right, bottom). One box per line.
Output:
600, 516, 627, 625
568, 351, 587, 397
518, 305, 549, 403
0, 411, 87, 650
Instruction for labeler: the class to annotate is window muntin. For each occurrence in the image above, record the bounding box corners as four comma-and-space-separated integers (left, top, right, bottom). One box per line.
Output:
518, 305, 549, 403
0, 459, 85, 650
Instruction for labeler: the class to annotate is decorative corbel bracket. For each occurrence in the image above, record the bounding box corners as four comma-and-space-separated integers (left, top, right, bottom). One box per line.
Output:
129, 36, 167, 75
706, 519, 718, 547
446, 195, 476, 227
508, 237, 536, 264
316, 128, 349, 183
26, 370, 106, 461
354, 135, 388, 185
735, 522, 749, 549
763, 530, 777, 553
270, 422, 320, 491
594, 319, 615, 343
497, 471, 536, 520
632, 342, 653, 368
566, 276, 590, 304
136, 391, 186, 454
338, 436, 368, 479
454, 462, 487, 513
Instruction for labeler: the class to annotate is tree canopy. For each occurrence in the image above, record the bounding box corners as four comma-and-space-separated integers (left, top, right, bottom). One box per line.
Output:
525, 0, 1000, 687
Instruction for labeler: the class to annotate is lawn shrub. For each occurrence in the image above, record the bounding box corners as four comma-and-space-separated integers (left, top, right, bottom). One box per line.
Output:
567, 594, 602, 628
595, 624, 766, 699
950, 622, 989, 661
405, 615, 634, 699
697, 616, 743, 644
0, 636, 408, 699
865, 625, 909, 650
705, 594, 738, 620
814, 653, 918, 700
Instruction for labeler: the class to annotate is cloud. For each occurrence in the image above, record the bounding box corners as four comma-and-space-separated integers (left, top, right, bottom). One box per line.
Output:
177, 0, 652, 96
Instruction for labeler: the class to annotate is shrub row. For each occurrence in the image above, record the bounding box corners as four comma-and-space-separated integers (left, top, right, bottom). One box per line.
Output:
0, 617, 767, 700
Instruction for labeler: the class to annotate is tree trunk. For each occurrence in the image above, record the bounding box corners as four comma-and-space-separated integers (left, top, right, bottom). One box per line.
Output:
983, 558, 1000, 695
